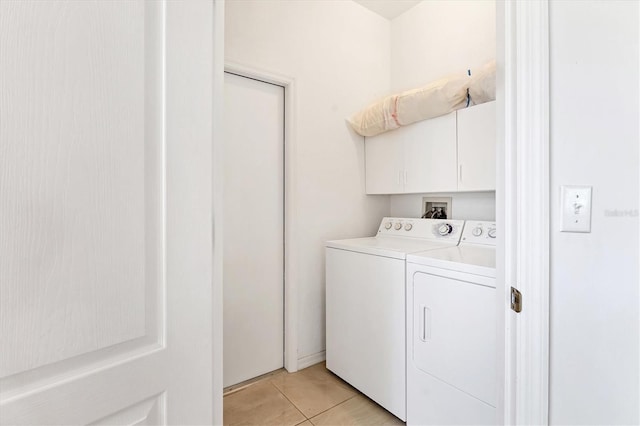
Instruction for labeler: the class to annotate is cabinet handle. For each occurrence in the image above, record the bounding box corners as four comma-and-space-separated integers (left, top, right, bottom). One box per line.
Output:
459, 164, 463, 182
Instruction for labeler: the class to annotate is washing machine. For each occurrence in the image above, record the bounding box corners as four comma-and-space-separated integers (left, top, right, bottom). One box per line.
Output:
406, 220, 497, 425
325, 217, 465, 421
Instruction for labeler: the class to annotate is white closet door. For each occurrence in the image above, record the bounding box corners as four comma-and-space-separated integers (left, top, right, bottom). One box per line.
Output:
223, 73, 284, 387
0, 1, 215, 424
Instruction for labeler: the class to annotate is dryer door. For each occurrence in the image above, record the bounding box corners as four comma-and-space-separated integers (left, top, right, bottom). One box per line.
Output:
411, 270, 497, 406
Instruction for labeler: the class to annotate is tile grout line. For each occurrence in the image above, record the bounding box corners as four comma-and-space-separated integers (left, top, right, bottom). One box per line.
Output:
306, 394, 360, 424
268, 375, 359, 424
267, 380, 309, 422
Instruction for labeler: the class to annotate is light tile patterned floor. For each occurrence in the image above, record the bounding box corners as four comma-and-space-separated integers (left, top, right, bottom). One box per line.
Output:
223, 363, 404, 426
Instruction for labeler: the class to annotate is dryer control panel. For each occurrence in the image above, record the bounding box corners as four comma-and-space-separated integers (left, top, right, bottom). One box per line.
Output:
377, 217, 465, 242
461, 221, 497, 245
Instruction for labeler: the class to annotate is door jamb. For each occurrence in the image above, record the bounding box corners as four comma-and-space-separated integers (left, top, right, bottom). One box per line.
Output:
223, 62, 299, 374
212, 1, 225, 423
497, 1, 550, 424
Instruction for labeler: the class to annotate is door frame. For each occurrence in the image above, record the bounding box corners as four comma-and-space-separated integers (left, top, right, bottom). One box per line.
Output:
223, 62, 299, 374
497, 0, 550, 424
212, 0, 225, 424
212, 1, 552, 423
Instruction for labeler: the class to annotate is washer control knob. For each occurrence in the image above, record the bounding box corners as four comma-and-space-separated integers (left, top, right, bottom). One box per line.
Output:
438, 223, 453, 236
384, 221, 393, 230
394, 222, 403, 230
488, 228, 497, 238
472, 227, 483, 237
404, 223, 413, 231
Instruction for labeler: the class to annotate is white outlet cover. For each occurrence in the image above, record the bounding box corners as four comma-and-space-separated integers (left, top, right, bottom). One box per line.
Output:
560, 185, 592, 233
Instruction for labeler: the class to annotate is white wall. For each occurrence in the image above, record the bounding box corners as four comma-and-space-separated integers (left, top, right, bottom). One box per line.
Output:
389, 0, 496, 220
390, 192, 496, 221
390, 0, 496, 92
549, 1, 639, 424
225, 0, 391, 363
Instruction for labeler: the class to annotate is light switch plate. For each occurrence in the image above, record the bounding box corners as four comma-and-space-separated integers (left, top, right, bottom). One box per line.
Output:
560, 185, 592, 232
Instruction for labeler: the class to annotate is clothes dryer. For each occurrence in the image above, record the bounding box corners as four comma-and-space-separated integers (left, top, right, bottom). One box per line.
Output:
405, 220, 497, 425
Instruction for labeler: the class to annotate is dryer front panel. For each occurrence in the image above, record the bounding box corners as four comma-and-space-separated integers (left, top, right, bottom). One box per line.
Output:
410, 270, 496, 407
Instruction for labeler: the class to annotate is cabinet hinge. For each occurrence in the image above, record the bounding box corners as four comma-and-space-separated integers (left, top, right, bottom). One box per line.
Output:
510, 286, 522, 313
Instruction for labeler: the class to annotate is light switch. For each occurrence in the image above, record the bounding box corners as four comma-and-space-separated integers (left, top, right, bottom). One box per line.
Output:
560, 185, 592, 233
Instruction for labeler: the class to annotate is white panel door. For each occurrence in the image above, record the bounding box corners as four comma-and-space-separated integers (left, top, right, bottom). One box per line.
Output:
0, 1, 216, 424
223, 73, 284, 387
403, 111, 458, 193
457, 101, 497, 191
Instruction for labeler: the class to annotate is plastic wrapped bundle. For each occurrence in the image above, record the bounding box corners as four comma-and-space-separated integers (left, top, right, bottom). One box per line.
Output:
395, 73, 469, 126
346, 94, 400, 137
347, 60, 496, 138
469, 60, 496, 105
347, 73, 468, 137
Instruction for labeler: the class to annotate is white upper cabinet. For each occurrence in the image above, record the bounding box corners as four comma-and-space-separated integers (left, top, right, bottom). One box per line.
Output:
457, 101, 496, 191
364, 102, 496, 194
365, 130, 405, 194
403, 112, 458, 193
365, 111, 457, 194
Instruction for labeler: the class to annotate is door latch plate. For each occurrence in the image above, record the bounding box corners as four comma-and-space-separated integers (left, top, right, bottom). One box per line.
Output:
511, 287, 522, 313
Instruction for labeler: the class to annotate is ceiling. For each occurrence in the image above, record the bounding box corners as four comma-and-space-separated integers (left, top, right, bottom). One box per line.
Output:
352, 0, 422, 20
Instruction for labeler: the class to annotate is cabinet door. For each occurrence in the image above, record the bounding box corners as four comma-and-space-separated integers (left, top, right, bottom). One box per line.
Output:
457, 101, 496, 191
403, 111, 458, 193
365, 131, 404, 194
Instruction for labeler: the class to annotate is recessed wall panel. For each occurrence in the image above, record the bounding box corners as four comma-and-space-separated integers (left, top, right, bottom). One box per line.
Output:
0, 0, 161, 378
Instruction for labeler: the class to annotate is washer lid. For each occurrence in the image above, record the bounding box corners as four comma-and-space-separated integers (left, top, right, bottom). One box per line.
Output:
406, 244, 496, 277
326, 236, 459, 260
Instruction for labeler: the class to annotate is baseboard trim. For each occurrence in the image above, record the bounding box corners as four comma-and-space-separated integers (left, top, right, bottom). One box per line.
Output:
296, 351, 326, 370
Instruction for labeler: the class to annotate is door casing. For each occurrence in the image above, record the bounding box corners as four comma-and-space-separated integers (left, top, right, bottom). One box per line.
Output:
496, 1, 551, 424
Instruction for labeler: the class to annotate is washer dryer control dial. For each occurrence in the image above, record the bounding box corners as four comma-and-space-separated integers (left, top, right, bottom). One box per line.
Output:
404, 223, 413, 231
437, 223, 453, 236
394, 222, 403, 230
384, 221, 393, 230
488, 228, 496, 238
472, 227, 483, 237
